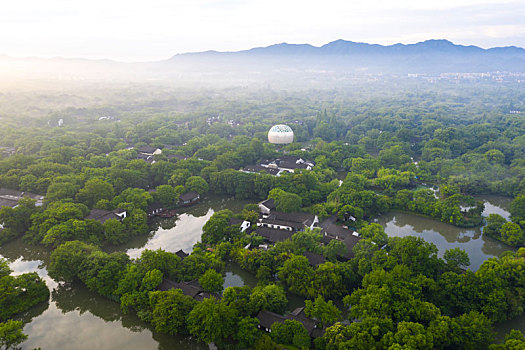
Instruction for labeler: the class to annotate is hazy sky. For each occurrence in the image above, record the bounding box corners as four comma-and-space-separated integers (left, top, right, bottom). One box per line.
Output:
1, 0, 524, 61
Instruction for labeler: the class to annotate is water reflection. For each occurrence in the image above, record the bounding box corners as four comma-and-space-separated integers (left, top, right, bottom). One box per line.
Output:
223, 263, 258, 290
0, 244, 207, 350
127, 209, 215, 259
478, 195, 512, 221
120, 196, 251, 258
0, 196, 253, 350
377, 196, 514, 271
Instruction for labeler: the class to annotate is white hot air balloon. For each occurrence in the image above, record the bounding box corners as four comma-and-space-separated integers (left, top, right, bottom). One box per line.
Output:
268, 124, 294, 144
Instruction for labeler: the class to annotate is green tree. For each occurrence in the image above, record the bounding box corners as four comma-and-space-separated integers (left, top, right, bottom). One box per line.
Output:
168, 169, 191, 186
202, 209, 234, 245
278, 255, 314, 297
304, 295, 341, 328
0, 320, 27, 350
359, 223, 388, 246
154, 185, 179, 207
489, 329, 525, 350
76, 178, 114, 208
484, 214, 507, 239
236, 317, 261, 349
185, 176, 209, 196
271, 319, 310, 349
510, 195, 525, 224
323, 239, 346, 261
444, 247, 471, 271
484, 149, 505, 164
0, 272, 50, 321
103, 218, 127, 245
48, 241, 100, 281
501, 222, 524, 246
383, 321, 433, 350
268, 188, 302, 213
149, 289, 196, 335
198, 269, 224, 294
187, 297, 238, 346
249, 284, 288, 314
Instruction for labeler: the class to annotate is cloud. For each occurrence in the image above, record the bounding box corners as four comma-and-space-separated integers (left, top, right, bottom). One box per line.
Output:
0, 0, 523, 60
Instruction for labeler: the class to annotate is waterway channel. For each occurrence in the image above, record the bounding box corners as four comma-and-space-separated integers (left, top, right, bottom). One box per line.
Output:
1, 195, 251, 350
0, 194, 519, 348
376, 195, 513, 271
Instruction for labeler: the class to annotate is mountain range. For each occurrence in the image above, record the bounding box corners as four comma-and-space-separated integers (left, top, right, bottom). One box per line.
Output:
171, 39, 525, 58
1, 39, 524, 83
167, 39, 525, 74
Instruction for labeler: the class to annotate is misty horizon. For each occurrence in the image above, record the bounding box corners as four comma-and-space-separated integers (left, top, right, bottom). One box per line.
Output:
1, 0, 523, 61
0, 38, 523, 63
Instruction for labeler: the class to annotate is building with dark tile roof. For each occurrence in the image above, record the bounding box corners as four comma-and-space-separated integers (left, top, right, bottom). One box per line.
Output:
256, 310, 287, 332
158, 279, 220, 301
258, 198, 276, 215
85, 208, 127, 224
179, 191, 200, 206
259, 211, 318, 231
242, 165, 280, 176
175, 249, 189, 259
288, 307, 317, 335
0, 188, 44, 208
304, 251, 326, 266
319, 220, 361, 260
256, 307, 323, 338
256, 226, 294, 244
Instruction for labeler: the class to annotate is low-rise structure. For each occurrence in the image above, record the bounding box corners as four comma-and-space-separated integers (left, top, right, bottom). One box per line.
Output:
320, 220, 361, 260
241, 165, 280, 176
0, 147, 16, 157
147, 202, 164, 217
229, 218, 252, 233
175, 250, 189, 260
136, 145, 162, 164
304, 251, 326, 266
85, 208, 127, 224
258, 211, 318, 232
256, 307, 324, 338
158, 279, 219, 302
242, 155, 315, 177
261, 155, 315, 174
0, 188, 44, 208
137, 146, 162, 156
255, 211, 318, 245
179, 191, 200, 206
258, 199, 276, 216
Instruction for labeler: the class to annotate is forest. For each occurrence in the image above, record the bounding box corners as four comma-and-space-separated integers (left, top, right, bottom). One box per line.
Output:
0, 79, 524, 349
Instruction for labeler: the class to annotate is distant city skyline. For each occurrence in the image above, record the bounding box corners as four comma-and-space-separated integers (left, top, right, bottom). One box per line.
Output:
0, 0, 523, 62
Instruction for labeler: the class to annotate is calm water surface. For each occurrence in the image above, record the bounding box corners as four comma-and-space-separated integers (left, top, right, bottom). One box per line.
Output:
120, 196, 251, 258
0, 239, 207, 350
377, 195, 514, 271
0, 196, 251, 350
2, 194, 519, 347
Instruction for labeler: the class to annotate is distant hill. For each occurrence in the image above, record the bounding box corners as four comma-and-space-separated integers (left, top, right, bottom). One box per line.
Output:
0, 39, 523, 84
167, 39, 525, 74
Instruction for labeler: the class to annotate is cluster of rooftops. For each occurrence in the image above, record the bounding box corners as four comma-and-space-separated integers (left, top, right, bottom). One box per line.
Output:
159, 251, 328, 338
0, 188, 44, 209
242, 155, 315, 176
157, 198, 362, 338
257, 198, 361, 261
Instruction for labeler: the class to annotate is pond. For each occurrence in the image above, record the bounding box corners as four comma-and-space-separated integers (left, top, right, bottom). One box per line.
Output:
223, 263, 306, 313
116, 195, 251, 258
0, 195, 253, 350
377, 195, 514, 271
0, 238, 207, 350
